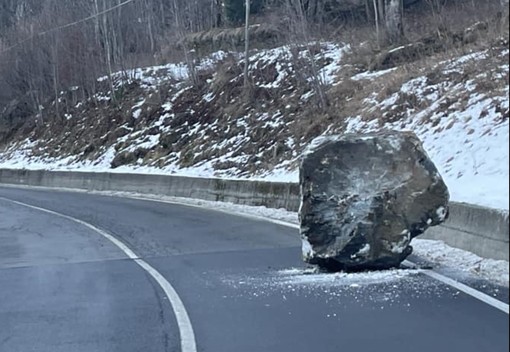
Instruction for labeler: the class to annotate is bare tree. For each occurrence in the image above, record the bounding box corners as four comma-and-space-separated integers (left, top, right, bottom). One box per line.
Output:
171, 0, 198, 86
243, 0, 250, 89
52, 30, 60, 120
286, 0, 328, 110
100, 0, 116, 102
370, 0, 406, 46
385, 0, 405, 45
373, 0, 381, 48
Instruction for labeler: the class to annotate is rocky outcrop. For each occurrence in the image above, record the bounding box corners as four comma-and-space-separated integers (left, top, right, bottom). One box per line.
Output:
299, 130, 449, 271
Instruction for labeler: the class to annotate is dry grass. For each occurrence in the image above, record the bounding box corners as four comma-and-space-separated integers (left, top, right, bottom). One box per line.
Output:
5, 0, 508, 174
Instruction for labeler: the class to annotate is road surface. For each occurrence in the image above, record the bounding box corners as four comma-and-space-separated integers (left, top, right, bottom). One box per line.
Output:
0, 186, 508, 352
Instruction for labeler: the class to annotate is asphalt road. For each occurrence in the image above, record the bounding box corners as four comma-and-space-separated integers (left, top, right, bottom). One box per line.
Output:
0, 186, 508, 352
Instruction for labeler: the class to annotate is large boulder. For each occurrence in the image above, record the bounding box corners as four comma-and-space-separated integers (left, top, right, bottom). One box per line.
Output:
299, 131, 449, 271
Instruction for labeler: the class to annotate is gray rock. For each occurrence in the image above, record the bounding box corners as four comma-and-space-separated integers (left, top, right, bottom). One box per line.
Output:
299, 131, 449, 271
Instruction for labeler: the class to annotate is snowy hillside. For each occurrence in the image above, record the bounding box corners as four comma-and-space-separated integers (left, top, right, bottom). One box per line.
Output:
0, 40, 508, 210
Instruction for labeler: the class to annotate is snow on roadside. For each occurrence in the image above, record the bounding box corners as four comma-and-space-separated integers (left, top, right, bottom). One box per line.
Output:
0, 44, 507, 211
412, 239, 509, 287
86, 190, 510, 287
97, 190, 300, 225
342, 49, 509, 210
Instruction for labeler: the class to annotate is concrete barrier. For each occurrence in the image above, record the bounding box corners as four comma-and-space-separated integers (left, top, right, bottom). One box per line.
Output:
0, 168, 508, 261
420, 203, 509, 261
0, 168, 301, 211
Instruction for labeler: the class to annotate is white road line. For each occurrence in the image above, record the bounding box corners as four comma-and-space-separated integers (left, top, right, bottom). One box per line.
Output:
403, 260, 509, 314
426, 270, 510, 314
2, 185, 509, 315
114, 194, 510, 315
0, 197, 197, 352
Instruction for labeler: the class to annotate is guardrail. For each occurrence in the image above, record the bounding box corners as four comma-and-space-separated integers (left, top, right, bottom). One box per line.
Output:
0, 168, 508, 261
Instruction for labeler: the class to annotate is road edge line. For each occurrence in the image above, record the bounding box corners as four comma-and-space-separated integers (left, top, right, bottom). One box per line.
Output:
2, 186, 509, 315
118, 194, 510, 315
404, 261, 509, 314
0, 196, 198, 352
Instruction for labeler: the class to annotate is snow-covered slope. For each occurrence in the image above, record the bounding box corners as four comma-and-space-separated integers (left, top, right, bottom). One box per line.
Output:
0, 41, 508, 210
344, 50, 509, 209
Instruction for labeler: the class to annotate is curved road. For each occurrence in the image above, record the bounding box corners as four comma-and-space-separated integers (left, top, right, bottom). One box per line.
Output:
0, 187, 508, 352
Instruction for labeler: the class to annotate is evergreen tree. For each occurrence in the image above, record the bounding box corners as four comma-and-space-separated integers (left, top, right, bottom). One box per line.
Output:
224, 0, 263, 25
224, 0, 243, 24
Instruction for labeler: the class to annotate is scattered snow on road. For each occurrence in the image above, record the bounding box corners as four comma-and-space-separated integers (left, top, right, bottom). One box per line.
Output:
221, 265, 452, 311
84, 190, 509, 287
275, 267, 420, 286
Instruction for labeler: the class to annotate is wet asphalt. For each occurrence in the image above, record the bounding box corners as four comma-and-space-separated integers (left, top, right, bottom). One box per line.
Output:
0, 187, 508, 352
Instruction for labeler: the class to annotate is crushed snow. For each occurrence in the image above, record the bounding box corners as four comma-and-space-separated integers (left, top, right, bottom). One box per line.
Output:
69, 190, 509, 287
272, 267, 420, 287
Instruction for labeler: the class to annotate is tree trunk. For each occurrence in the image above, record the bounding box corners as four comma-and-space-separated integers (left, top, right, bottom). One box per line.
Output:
215, 0, 222, 27
373, 0, 380, 49
52, 33, 60, 121
377, 0, 385, 27
172, 0, 198, 86
385, 0, 404, 45
101, 2, 116, 103
501, 0, 509, 27
93, 0, 101, 45
286, 0, 328, 110
243, 0, 250, 89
